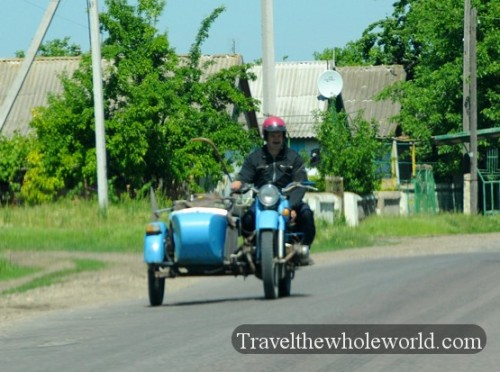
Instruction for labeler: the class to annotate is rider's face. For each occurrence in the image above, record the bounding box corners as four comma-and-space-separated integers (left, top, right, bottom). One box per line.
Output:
267, 132, 284, 152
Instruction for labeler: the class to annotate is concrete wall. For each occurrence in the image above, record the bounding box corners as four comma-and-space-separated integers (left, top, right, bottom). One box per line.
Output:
375, 191, 403, 216
304, 192, 341, 223
306, 181, 463, 227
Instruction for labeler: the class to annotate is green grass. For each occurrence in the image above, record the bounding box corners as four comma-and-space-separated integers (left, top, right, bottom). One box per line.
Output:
1, 258, 107, 295
2, 199, 500, 255
1, 198, 500, 286
0, 198, 150, 252
361, 213, 500, 236
312, 213, 500, 252
0, 256, 39, 281
0, 198, 144, 289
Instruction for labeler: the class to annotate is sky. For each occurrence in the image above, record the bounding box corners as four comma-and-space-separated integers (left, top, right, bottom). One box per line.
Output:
0, 0, 395, 62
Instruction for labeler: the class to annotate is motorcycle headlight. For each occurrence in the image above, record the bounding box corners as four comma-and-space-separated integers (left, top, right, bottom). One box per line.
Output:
258, 184, 280, 208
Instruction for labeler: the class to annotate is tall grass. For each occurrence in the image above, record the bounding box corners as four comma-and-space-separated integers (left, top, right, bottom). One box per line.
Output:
2, 199, 500, 290
1, 198, 500, 254
359, 213, 500, 236
312, 213, 500, 252
0, 198, 152, 252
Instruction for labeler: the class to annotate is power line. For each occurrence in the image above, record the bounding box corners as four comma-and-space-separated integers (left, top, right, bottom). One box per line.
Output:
21, 0, 88, 30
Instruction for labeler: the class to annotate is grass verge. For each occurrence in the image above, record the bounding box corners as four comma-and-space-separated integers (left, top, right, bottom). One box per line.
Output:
1, 258, 107, 295
0, 198, 148, 252
0, 256, 39, 281
2, 199, 500, 287
312, 213, 500, 252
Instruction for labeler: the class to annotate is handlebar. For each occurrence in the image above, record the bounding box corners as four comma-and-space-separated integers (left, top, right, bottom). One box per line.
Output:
281, 181, 318, 193
232, 181, 317, 196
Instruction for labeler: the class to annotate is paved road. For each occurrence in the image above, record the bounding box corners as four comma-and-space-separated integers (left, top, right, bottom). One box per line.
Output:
1, 241, 499, 372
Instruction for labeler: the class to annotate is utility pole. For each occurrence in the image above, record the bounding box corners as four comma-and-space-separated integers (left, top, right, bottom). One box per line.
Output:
463, 0, 478, 214
470, 7, 478, 214
261, 0, 276, 118
88, 0, 109, 213
0, 0, 61, 132
463, 0, 470, 135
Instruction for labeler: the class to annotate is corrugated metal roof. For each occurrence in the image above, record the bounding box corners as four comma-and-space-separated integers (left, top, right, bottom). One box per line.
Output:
249, 61, 327, 139
196, 54, 244, 77
249, 62, 406, 138
339, 65, 405, 138
0, 54, 252, 137
1, 56, 405, 139
0, 57, 81, 136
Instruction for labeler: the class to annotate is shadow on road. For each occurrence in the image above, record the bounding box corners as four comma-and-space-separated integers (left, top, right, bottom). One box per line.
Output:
149, 293, 311, 308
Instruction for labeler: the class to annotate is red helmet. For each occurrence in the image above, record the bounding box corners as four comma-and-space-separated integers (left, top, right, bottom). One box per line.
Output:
262, 116, 286, 138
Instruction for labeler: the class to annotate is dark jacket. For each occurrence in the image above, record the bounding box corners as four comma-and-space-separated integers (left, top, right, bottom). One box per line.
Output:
236, 145, 308, 208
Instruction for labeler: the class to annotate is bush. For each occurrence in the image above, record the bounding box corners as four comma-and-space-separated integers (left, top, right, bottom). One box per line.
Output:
0, 133, 33, 203
315, 110, 383, 195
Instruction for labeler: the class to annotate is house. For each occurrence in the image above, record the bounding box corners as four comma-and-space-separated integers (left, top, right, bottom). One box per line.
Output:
1, 56, 405, 151
248, 61, 406, 155
1, 55, 411, 213
0, 57, 81, 137
0, 55, 259, 137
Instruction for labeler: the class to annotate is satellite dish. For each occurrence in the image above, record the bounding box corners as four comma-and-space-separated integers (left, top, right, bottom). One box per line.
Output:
317, 70, 343, 98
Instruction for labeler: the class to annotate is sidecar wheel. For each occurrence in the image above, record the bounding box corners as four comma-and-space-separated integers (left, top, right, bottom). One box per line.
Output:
148, 267, 165, 306
261, 231, 278, 299
278, 268, 291, 297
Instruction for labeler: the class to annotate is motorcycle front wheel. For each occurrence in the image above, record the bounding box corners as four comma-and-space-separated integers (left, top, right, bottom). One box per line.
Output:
260, 231, 279, 299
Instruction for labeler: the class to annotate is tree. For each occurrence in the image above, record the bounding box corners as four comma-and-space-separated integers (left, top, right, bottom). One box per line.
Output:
24, 0, 258, 203
315, 108, 383, 195
15, 37, 82, 58
38, 37, 82, 57
316, 0, 500, 181
314, 0, 418, 70
386, 0, 500, 180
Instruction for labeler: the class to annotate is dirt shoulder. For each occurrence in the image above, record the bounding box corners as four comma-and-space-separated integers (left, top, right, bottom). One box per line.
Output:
0, 251, 199, 331
1, 233, 500, 331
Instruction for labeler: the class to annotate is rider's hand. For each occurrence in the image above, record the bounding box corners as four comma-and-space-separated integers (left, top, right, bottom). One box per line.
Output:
230, 180, 242, 192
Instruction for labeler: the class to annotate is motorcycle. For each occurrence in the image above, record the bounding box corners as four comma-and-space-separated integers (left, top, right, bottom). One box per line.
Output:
143, 181, 316, 306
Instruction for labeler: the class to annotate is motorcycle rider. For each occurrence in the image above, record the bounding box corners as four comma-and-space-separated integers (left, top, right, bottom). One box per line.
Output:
230, 115, 316, 264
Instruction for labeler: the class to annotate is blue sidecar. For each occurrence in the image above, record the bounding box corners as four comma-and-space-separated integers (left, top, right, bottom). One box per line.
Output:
144, 193, 240, 306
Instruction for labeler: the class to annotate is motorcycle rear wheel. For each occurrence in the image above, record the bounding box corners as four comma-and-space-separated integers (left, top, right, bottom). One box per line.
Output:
278, 268, 291, 297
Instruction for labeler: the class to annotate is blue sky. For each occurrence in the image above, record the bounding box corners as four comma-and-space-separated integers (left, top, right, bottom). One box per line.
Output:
1, 0, 395, 62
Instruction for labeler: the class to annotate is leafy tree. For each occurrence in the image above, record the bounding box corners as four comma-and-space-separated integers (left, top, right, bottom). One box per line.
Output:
387, 0, 500, 180
313, 45, 367, 67
315, 108, 383, 195
15, 37, 82, 58
38, 37, 82, 57
316, 0, 500, 181
315, 1, 424, 75
25, 0, 258, 203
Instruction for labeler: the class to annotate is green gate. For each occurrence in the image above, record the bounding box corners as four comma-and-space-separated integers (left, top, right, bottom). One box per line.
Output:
412, 165, 437, 214
478, 148, 500, 214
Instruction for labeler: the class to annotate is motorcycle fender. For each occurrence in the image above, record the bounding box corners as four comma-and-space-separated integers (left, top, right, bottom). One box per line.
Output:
144, 222, 168, 264
257, 210, 279, 230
